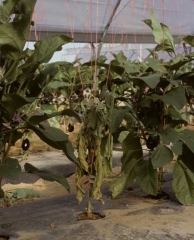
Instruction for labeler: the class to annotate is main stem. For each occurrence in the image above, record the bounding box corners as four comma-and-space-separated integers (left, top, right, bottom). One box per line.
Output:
86, 133, 95, 217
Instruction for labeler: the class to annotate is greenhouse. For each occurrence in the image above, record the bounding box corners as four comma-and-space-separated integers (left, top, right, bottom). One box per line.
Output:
0, 0, 194, 239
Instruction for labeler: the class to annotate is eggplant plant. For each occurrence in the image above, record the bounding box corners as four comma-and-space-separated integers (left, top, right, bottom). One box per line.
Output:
109, 11, 194, 205
0, 0, 81, 198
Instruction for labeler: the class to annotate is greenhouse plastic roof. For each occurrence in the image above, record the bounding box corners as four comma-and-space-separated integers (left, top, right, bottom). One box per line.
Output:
31, 0, 194, 44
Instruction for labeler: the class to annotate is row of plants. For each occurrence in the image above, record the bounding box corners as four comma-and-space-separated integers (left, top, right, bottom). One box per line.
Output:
1, 0, 194, 218
0, 0, 81, 198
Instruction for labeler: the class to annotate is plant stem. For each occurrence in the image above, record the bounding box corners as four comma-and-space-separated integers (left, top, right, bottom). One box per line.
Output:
86, 133, 96, 217
158, 167, 163, 192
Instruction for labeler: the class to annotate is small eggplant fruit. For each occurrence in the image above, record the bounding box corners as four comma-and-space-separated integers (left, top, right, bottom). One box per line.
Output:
146, 135, 159, 150
21, 138, 30, 151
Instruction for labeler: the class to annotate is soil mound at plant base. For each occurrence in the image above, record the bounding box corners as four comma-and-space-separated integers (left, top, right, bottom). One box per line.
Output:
77, 212, 105, 221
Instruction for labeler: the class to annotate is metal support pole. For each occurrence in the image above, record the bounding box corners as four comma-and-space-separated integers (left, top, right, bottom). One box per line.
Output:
97, 0, 122, 58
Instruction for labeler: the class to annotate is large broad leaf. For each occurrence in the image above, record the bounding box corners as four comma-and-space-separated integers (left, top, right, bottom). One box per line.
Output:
135, 159, 158, 196
27, 64, 58, 97
177, 72, 194, 88
27, 122, 69, 143
21, 35, 72, 72
130, 73, 161, 89
172, 160, 194, 205
151, 87, 187, 110
0, 157, 21, 180
168, 106, 185, 120
146, 58, 167, 73
0, 0, 36, 60
165, 54, 193, 71
1, 94, 35, 115
27, 122, 80, 166
183, 35, 194, 47
143, 10, 175, 53
0, 0, 18, 24
171, 141, 183, 155
28, 109, 81, 125
110, 158, 137, 198
110, 107, 129, 133
24, 163, 70, 192
179, 144, 194, 172
160, 127, 180, 145
181, 129, 194, 154
151, 144, 173, 169
110, 133, 143, 197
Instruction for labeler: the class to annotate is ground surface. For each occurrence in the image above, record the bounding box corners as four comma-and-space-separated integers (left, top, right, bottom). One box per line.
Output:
0, 149, 194, 240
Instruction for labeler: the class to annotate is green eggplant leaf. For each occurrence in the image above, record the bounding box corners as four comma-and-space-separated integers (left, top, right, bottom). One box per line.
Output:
168, 106, 185, 120
0, 0, 18, 24
172, 160, 194, 205
151, 144, 173, 169
0, 157, 21, 180
145, 58, 166, 73
130, 73, 161, 89
27, 65, 58, 97
183, 35, 194, 47
165, 54, 193, 71
28, 109, 81, 125
1, 94, 35, 115
151, 87, 187, 110
27, 122, 80, 166
24, 163, 70, 192
21, 35, 72, 72
181, 129, 194, 154
171, 141, 183, 155
135, 159, 158, 196
0, 0, 36, 60
179, 144, 194, 173
143, 10, 175, 53
110, 158, 137, 198
110, 133, 143, 198
160, 127, 180, 145
110, 107, 129, 133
